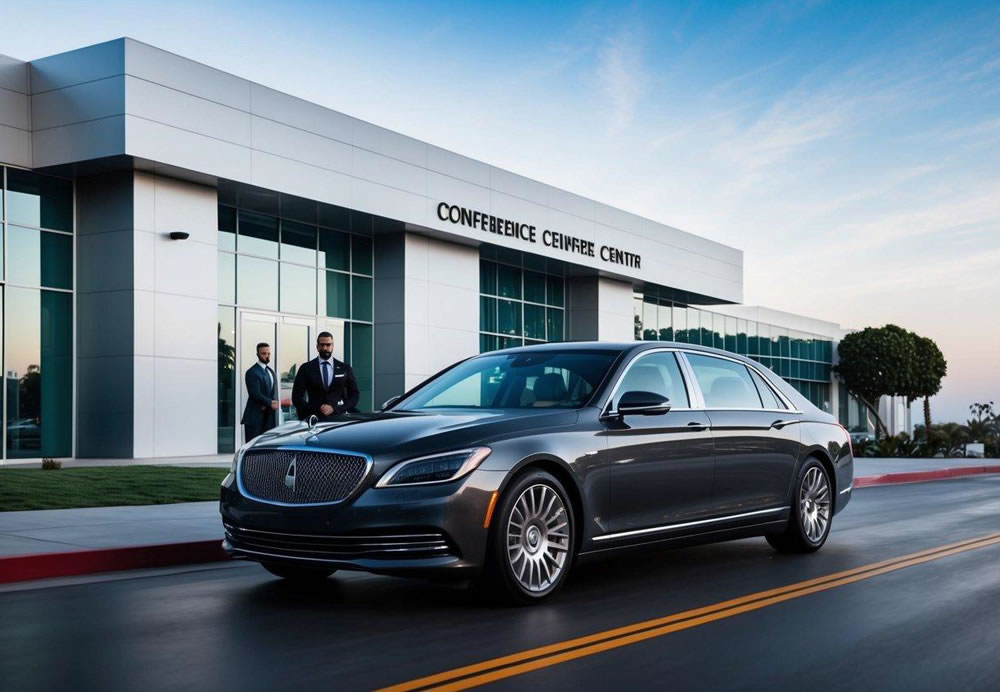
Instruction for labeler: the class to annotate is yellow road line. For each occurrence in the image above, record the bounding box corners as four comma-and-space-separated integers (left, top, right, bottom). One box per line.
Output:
380, 531, 1000, 692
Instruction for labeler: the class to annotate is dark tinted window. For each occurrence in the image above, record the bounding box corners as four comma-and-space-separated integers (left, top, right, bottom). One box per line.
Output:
687, 353, 763, 409
614, 351, 689, 409
750, 369, 785, 409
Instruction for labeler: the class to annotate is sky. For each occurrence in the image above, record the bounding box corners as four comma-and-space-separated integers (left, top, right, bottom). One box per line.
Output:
3, 0, 999, 423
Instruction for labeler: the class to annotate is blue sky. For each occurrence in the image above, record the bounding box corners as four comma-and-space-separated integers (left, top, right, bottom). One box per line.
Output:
4, 0, 999, 423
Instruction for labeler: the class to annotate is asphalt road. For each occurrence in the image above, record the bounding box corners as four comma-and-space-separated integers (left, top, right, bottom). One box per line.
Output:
2, 476, 998, 692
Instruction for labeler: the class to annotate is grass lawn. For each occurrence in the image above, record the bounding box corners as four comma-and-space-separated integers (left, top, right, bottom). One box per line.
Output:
0, 466, 230, 511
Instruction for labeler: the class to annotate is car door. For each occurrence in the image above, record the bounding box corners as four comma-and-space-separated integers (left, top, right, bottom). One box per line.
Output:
683, 352, 801, 516
602, 350, 715, 534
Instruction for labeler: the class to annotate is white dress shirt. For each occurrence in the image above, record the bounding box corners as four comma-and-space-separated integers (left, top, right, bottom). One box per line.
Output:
257, 360, 274, 393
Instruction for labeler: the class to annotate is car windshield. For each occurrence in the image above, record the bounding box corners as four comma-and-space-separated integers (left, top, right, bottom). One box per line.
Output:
395, 350, 619, 411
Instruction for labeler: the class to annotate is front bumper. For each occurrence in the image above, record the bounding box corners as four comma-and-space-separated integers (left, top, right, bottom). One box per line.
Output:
220, 468, 505, 578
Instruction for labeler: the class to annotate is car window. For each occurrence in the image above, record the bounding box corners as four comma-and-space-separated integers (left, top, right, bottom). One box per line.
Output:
398, 350, 617, 410
686, 353, 763, 409
749, 369, 785, 410
614, 351, 689, 409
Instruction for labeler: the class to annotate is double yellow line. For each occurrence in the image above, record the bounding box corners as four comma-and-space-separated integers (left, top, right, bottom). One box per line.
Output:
381, 531, 1000, 691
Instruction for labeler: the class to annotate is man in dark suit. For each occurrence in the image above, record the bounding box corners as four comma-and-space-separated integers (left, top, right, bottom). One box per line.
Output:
292, 331, 360, 421
241, 342, 279, 443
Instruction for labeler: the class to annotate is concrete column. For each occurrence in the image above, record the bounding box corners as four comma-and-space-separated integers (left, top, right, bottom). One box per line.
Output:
373, 232, 406, 408
132, 172, 218, 457
565, 275, 635, 342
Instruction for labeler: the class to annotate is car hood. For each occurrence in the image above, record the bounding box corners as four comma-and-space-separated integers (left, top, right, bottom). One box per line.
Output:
249, 408, 579, 463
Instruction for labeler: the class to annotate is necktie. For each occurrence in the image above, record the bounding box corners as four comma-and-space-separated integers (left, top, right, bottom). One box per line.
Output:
322, 361, 331, 389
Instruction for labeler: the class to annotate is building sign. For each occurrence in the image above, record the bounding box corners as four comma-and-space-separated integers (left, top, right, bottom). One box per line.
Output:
436, 201, 641, 269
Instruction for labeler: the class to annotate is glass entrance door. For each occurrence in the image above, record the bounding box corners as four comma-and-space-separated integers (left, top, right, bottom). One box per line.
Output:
238, 312, 278, 446
278, 317, 313, 422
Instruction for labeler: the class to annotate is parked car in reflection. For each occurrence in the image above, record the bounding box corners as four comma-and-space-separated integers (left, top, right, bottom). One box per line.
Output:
221, 341, 853, 603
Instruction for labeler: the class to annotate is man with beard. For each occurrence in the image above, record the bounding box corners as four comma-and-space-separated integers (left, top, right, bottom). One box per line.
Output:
292, 331, 360, 421
241, 342, 279, 443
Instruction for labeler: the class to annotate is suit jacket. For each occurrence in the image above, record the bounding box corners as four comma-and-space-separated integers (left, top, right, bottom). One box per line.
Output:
241, 364, 278, 433
291, 357, 360, 420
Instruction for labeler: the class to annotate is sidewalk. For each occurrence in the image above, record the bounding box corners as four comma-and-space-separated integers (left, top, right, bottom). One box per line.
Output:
2, 457, 997, 584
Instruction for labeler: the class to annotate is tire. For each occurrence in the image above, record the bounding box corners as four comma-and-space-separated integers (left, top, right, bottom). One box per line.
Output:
262, 563, 336, 582
480, 469, 576, 605
767, 458, 833, 554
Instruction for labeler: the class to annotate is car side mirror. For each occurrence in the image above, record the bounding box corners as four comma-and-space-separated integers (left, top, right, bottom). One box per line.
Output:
381, 395, 402, 411
616, 390, 672, 416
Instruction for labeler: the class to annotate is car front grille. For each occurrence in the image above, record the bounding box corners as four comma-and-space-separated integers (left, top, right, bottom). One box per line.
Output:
223, 521, 455, 561
239, 449, 369, 504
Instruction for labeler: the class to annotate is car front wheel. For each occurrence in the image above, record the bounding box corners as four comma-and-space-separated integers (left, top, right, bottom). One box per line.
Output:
483, 469, 575, 604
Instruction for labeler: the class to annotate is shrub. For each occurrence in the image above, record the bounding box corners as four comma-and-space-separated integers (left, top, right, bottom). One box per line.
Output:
41, 458, 62, 470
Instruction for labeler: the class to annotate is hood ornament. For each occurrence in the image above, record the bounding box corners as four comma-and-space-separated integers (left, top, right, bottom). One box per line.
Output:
307, 414, 318, 432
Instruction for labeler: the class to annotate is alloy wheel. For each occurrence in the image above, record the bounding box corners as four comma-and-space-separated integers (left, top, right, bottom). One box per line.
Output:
799, 466, 831, 543
506, 483, 571, 593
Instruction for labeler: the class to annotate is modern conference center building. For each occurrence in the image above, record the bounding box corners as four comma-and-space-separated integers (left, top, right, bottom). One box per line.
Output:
0, 38, 899, 463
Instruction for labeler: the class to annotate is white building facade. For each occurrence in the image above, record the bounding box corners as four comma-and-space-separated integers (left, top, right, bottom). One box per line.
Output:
0, 38, 893, 462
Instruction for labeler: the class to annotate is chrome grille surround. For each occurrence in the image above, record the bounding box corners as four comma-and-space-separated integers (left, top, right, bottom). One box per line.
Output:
237, 446, 373, 506
223, 521, 455, 561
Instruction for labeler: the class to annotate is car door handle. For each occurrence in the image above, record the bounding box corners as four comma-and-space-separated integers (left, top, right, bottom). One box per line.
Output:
686, 421, 709, 431
770, 419, 799, 429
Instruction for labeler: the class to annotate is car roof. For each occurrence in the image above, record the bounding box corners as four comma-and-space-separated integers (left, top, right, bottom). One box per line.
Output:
483, 340, 749, 358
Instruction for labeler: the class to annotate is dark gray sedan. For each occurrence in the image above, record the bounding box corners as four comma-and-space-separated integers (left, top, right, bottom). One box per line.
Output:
220, 341, 853, 603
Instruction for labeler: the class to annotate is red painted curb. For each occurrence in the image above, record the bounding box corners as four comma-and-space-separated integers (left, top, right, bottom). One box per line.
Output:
853, 465, 1000, 488
0, 539, 228, 585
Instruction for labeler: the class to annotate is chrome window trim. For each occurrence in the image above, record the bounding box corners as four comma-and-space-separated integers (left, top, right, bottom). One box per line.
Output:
236, 444, 374, 507
592, 507, 785, 542
602, 347, 694, 417
678, 349, 803, 414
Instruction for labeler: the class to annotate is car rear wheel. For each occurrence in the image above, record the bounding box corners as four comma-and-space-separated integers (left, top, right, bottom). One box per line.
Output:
482, 469, 575, 604
262, 563, 336, 582
767, 458, 832, 553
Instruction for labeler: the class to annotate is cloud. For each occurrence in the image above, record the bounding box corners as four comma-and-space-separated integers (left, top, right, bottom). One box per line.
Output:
596, 23, 646, 135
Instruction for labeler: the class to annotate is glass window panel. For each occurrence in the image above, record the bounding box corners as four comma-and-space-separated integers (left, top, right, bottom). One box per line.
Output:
480, 260, 498, 295
737, 319, 748, 354
686, 308, 701, 345
642, 300, 658, 341
280, 220, 317, 266
546, 276, 564, 307
498, 299, 522, 335
237, 256, 278, 310
352, 275, 373, 322
238, 210, 279, 258
523, 271, 546, 304
318, 228, 350, 271
321, 271, 350, 319
350, 323, 373, 411
352, 234, 373, 275
633, 296, 643, 340
779, 331, 790, 358
217, 307, 236, 453
524, 304, 546, 339
318, 203, 350, 231
687, 353, 762, 409
790, 333, 801, 359
750, 370, 784, 409
280, 262, 316, 314
758, 323, 770, 355
497, 264, 522, 299
713, 313, 725, 349
480, 333, 498, 353
218, 205, 236, 251
547, 308, 564, 342
615, 351, 690, 408
499, 336, 523, 349
6, 169, 73, 231
7, 288, 73, 457
658, 303, 673, 341
480, 296, 498, 333
672, 306, 687, 343
218, 252, 235, 304
725, 317, 737, 352
7, 226, 73, 289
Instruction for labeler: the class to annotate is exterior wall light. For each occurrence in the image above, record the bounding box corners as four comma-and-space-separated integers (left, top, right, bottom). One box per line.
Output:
168, 231, 190, 240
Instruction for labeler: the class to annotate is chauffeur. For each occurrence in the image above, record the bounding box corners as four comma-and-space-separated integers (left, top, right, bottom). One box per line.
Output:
291, 331, 361, 420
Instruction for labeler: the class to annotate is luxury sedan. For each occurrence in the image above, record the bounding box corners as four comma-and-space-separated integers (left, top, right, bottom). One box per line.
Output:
220, 341, 853, 603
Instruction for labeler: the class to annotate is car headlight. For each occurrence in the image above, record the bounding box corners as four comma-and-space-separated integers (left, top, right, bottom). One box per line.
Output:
376, 447, 491, 487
